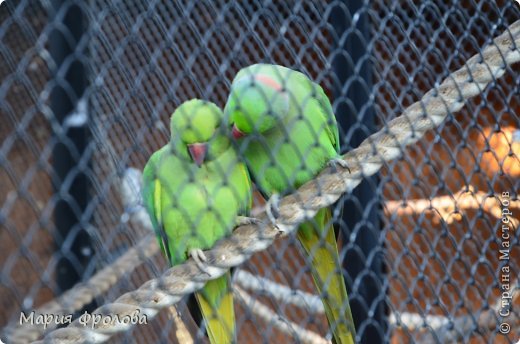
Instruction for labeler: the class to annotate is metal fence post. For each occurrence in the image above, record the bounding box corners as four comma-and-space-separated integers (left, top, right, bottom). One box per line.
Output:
330, 1, 388, 342
49, 0, 93, 298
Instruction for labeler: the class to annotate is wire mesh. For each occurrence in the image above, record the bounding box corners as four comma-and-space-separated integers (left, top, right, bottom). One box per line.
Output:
0, 0, 519, 343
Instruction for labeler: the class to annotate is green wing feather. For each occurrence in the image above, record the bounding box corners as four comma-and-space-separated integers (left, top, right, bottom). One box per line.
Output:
314, 82, 340, 152
298, 208, 355, 344
195, 272, 235, 344
142, 148, 169, 257
290, 67, 340, 153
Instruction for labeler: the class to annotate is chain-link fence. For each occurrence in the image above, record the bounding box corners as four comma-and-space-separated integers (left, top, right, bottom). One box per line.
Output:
1, 0, 519, 343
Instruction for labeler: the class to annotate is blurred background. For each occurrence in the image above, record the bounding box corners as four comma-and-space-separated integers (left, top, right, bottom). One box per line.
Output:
0, 0, 519, 343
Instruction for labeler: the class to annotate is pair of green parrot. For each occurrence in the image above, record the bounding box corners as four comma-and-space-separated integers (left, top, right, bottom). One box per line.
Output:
142, 64, 356, 343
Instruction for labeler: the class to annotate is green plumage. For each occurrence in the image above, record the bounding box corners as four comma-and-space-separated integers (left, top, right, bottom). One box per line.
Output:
225, 64, 356, 344
143, 99, 252, 344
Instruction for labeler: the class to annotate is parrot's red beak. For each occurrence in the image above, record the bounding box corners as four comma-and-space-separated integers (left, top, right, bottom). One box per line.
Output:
187, 143, 208, 167
232, 124, 246, 139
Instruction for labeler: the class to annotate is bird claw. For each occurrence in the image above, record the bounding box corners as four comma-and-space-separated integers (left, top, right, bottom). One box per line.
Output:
266, 193, 281, 223
328, 158, 351, 173
266, 193, 286, 234
189, 248, 210, 275
235, 216, 261, 227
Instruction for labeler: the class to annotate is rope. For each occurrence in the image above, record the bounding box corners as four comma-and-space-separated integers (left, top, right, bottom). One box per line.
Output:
234, 270, 325, 314
32, 20, 520, 343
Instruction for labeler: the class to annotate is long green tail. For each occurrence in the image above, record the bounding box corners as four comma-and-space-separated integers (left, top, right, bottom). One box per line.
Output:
297, 207, 356, 344
195, 271, 235, 344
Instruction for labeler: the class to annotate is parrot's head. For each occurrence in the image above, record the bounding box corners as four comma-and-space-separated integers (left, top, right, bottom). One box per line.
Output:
170, 99, 230, 167
224, 73, 290, 138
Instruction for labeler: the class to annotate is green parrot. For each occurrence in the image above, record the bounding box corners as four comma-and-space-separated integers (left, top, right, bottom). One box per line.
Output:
224, 64, 356, 344
142, 99, 252, 344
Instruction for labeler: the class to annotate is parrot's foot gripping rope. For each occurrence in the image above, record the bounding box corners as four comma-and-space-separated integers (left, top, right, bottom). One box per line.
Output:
265, 193, 290, 236
266, 193, 281, 222
327, 158, 351, 173
235, 216, 262, 227
189, 249, 211, 275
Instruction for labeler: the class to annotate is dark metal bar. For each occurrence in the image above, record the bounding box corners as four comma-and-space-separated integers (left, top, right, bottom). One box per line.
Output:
330, 1, 388, 342
49, 0, 93, 299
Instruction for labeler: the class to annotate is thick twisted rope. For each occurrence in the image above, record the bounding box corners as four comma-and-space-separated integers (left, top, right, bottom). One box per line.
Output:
32, 20, 520, 343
